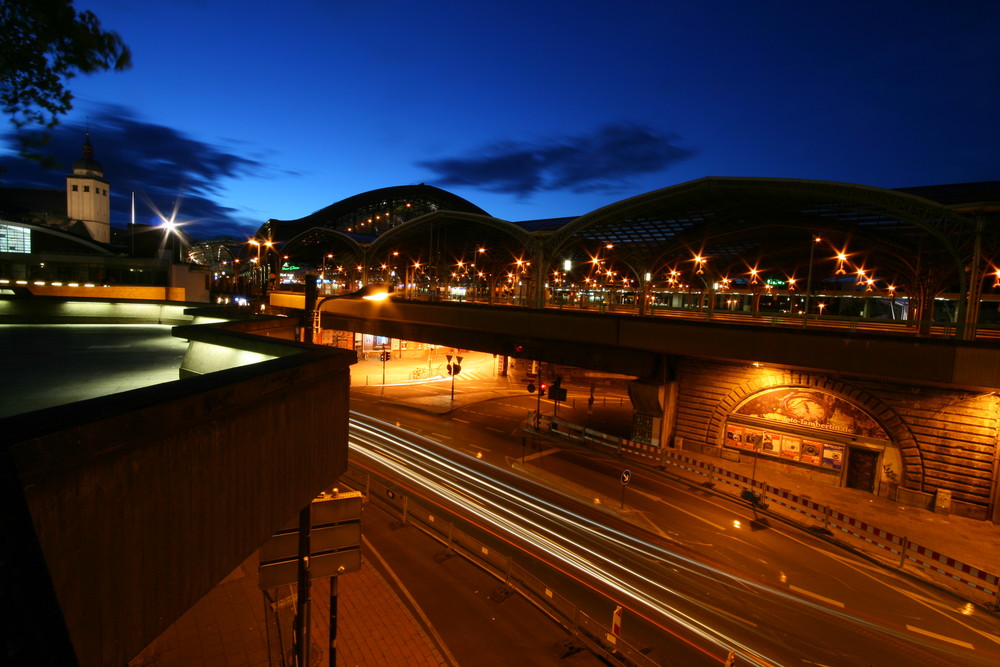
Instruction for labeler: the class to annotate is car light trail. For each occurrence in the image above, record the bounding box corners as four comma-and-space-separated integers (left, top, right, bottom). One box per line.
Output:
349, 413, 776, 665
348, 413, 992, 666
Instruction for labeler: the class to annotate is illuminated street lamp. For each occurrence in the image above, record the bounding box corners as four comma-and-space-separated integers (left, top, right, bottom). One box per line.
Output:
804, 236, 822, 315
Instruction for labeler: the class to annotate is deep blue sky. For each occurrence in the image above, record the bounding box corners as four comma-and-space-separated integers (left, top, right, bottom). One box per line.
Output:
2, 0, 999, 240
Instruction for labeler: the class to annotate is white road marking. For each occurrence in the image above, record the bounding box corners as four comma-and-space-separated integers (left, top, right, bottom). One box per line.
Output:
906, 624, 975, 650
789, 585, 844, 608
634, 488, 728, 531
523, 447, 561, 462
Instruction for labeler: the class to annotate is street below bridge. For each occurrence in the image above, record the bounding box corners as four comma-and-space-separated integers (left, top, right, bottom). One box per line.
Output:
346, 358, 1000, 666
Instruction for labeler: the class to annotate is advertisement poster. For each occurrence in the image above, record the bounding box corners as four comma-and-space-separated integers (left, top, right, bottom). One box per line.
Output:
632, 413, 654, 445
800, 439, 823, 465
780, 435, 801, 461
822, 442, 844, 470
732, 388, 888, 440
760, 431, 778, 455
725, 424, 750, 450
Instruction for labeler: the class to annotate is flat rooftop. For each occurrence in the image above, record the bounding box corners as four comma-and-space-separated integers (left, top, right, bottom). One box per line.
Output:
0, 324, 189, 419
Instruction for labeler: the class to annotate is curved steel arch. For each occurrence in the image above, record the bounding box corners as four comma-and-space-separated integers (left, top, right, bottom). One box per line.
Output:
547, 177, 971, 256
279, 226, 366, 258
366, 210, 541, 258
258, 183, 490, 245
543, 177, 976, 322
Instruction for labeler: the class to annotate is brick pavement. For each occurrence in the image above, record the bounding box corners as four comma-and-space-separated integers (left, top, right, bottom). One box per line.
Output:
129, 538, 452, 667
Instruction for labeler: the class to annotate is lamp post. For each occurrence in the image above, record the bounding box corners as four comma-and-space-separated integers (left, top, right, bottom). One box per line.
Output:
804, 236, 821, 317
307, 282, 391, 346
248, 240, 262, 293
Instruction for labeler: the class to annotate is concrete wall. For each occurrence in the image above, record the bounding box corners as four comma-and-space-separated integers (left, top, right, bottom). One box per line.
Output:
1, 303, 354, 666
0, 262, 212, 303
0, 296, 196, 324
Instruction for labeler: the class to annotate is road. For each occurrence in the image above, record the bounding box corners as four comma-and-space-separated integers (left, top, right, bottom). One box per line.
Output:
346, 394, 1000, 666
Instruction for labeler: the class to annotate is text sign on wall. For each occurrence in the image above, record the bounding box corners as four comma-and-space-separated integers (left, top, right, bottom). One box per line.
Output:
732, 388, 887, 440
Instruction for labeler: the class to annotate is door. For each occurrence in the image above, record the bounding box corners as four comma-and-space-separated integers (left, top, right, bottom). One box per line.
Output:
845, 447, 879, 493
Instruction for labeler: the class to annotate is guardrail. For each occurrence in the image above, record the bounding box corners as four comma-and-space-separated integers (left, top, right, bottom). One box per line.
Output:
524, 414, 1000, 609
344, 467, 664, 667
657, 449, 1000, 607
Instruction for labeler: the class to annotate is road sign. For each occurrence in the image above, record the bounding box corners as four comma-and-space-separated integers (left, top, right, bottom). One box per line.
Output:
621, 469, 631, 485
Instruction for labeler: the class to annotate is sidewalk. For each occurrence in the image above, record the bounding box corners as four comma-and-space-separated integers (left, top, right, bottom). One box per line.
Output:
129, 535, 453, 667
517, 403, 1000, 611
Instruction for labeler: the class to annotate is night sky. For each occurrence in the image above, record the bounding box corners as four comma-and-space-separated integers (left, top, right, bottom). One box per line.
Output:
2, 0, 998, 240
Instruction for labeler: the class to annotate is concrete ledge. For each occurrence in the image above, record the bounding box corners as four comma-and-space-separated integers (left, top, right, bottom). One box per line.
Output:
1, 301, 356, 667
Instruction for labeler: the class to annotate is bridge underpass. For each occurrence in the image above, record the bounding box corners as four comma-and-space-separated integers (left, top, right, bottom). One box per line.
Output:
280, 292, 1000, 390
271, 290, 1000, 521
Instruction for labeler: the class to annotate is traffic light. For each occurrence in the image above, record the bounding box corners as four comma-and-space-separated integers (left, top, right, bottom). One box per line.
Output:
549, 377, 567, 402
379, 351, 389, 362
538, 382, 546, 398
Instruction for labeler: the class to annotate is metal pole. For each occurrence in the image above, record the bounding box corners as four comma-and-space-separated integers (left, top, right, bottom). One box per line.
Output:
295, 504, 311, 667
804, 235, 818, 318
536, 386, 541, 430
329, 575, 338, 667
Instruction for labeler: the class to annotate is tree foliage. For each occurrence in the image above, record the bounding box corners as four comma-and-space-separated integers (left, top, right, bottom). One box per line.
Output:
0, 0, 131, 161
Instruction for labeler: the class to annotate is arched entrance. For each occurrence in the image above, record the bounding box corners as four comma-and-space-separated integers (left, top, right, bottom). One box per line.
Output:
723, 387, 894, 493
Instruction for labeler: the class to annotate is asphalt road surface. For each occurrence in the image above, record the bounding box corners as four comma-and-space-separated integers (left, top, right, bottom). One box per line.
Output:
347, 401, 1000, 666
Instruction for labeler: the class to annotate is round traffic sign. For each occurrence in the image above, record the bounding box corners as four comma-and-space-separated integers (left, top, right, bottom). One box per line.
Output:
621, 469, 632, 485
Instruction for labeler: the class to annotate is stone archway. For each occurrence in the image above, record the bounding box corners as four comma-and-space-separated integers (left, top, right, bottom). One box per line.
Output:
705, 371, 922, 489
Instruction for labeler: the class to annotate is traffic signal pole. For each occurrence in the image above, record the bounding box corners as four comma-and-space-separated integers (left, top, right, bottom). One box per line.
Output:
446, 354, 463, 402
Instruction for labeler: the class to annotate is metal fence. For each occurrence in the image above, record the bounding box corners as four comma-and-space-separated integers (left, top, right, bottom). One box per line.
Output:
523, 414, 1000, 608
658, 448, 1000, 608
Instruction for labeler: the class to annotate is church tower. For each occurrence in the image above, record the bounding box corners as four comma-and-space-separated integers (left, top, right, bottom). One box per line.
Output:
66, 133, 111, 243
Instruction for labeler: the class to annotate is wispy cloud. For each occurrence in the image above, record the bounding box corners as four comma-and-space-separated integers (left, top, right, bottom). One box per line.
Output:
418, 122, 695, 197
1, 103, 269, 238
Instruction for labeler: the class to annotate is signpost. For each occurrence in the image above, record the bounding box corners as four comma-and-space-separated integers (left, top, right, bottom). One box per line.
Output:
620, 469, 631, 509
258, 491, 363, 667
379, 346, 389, 392
446, 354, 463, 401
